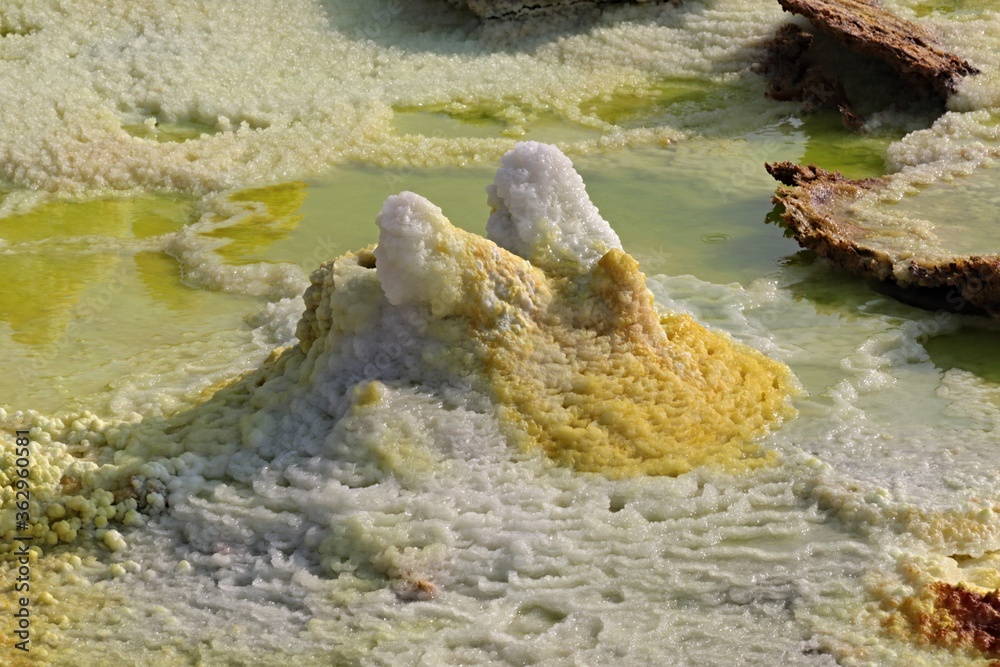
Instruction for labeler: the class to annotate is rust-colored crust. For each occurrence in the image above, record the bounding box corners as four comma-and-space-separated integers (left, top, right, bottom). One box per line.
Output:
898, 582, 1000, 659
931, 583, 1000, 656
777, 0, 979, 98
766, 161, 1000, 318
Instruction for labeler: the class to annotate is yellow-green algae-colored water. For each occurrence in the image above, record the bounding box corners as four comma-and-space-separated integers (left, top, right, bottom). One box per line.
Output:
3, 0, 1000, 665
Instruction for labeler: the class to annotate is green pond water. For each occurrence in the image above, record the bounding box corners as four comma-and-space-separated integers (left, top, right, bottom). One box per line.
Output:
0, 194, 261, 413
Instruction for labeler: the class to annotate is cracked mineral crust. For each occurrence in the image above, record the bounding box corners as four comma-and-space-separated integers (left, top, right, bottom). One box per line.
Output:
775, 0, 979, 99
766, 161, 1000, 318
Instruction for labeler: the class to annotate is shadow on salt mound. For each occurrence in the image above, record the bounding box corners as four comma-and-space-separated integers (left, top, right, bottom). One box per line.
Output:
302, 141, 798, 477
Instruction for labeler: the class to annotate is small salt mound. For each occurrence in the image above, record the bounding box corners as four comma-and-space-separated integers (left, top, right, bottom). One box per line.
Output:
363, 142, 796, 476
486, 140, 622, 272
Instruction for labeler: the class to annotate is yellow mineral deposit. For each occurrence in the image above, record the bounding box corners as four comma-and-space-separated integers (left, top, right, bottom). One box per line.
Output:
201, 181, 308, 265
368, 142, 796, 476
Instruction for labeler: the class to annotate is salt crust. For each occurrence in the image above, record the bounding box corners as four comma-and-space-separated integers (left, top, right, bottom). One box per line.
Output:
3, 142, 795, 661
11, 278, 1000, 665
0, 0, 799, 195
485, 141, 622, 271
2, 0, 996, 302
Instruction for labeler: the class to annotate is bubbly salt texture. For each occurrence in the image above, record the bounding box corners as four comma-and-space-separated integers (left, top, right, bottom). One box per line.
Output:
3, 1, 1000, 666
485, 141, 622, 271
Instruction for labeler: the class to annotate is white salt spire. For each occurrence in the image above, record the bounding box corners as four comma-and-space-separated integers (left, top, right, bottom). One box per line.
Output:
486, 141, 622, 272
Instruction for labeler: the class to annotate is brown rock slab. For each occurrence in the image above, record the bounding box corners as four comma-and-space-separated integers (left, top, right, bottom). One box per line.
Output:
453, 0, 670, 20
761, 23, 862, 128
776, 0, 979, 98
766, 161, 1000, 317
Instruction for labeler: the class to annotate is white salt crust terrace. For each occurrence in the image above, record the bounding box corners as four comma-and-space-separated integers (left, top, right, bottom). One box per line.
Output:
0, 0, 993, 198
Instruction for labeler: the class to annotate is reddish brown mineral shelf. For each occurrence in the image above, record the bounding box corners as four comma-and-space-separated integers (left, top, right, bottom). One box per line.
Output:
766, 162, 1000, 318
776, 0, 979, 98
